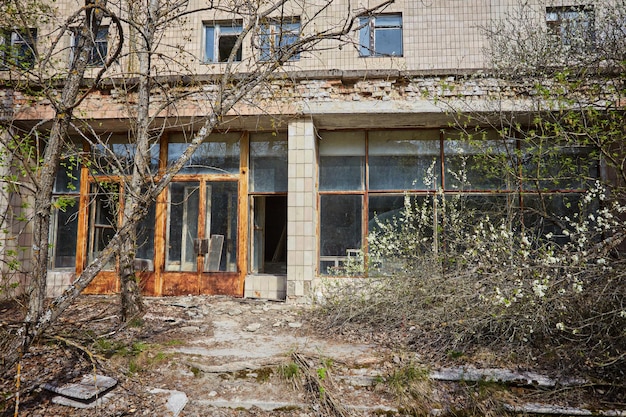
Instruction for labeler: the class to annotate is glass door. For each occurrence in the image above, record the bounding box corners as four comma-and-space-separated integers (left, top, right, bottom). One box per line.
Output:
165, 182, 201, 272
165, 180, 238, 273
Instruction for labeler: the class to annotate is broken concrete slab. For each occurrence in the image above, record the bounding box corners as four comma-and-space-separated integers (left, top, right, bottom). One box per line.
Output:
244, 322, 261, 332
51, 392, 115, 409
148, 388, 188, 417
187, 357, 284, 373
431, 367, 587, 387
195, 399, 306, 411
504, 402, 626, 416
43, 374, 117, 401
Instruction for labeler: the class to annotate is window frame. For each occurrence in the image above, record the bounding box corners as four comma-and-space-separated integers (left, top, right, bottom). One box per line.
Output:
359, 14, 403, 57
258, 18, 301, 61
318, 129, 599, 277
203, 21, 243, 63
49, 152, 82, 270
70, 26, 109, 67
0, 28, 37, 70
546, 5, 595, 51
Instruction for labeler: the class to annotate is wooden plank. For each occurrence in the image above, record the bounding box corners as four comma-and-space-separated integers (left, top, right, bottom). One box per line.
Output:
198, 272, 241, 296
83, 271, 118, 294
237, 131, 249, 295
207, 235, 224, 271
74, 142, 91, 275
161, 272, 199, 296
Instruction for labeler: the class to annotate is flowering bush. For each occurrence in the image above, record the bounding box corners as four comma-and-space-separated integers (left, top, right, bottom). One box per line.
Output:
314, 179, 625, 380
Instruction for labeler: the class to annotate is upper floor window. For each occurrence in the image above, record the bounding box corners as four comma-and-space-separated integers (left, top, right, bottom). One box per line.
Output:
0, 28, 37, 69
259, 18, 300, 61
359, 14, 402, 57
204, 22, 242, 63
546, 5, 594, 51
71, 26, 108, 67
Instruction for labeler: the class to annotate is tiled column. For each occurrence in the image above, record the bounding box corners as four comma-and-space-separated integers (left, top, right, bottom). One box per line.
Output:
287, 119, 317, 301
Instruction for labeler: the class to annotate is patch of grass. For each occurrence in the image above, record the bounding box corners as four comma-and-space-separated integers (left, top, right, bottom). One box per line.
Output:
386, 362, 429, 392
190, 366, 202, 378
131, 341, 148, 355
384, 360, 434, 416
128, 317, 144, 327
278, 362, 300, 380
255, 367, 273, 383
144, 350, 170, 367
128, 359, 140, 375
447, 349, 465, 360
162, 339, 185, 346
273, 405, 302, 412
92, 338, 129, 357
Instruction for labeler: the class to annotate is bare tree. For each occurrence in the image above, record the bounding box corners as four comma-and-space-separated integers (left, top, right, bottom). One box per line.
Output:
0, 0, 394, 376
0, 0, 123, 370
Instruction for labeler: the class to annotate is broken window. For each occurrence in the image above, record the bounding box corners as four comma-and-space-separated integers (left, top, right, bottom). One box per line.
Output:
204, 22, 243, 63
249, 133, 288, 275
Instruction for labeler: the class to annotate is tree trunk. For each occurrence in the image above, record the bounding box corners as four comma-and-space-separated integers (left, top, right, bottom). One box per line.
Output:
119, 231, 143, 322
118, 0, 158, 321
13, 0, 109, 370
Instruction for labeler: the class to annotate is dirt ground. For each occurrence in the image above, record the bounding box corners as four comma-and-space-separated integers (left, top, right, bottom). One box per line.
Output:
1, 295, 623, 416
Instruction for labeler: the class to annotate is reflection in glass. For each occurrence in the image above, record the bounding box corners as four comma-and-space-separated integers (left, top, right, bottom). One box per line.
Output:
444, 139, 515, 191
166, 182, 200, 272
168, 133, 240, 174
204, 182, 238, 272
319, 131, 365, 191
87, 183, 119, 270
319, 195, 362, 274
250, 133, 288, 192
369, 130, 440, 190
49, 198, 79, 269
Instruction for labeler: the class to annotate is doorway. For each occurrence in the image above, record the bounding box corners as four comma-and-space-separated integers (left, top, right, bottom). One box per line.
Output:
250, 195, 287, 274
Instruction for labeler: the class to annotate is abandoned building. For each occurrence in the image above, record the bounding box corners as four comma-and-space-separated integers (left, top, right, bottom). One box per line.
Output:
0, 0, 611, 301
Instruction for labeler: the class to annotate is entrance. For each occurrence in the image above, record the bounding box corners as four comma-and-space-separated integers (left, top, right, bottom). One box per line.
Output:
163, 180, 242, 295
250, 195, 287, 274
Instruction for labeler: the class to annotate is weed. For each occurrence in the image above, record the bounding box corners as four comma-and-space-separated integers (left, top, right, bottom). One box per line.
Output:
447, 349, 465, 360
163, 339, 184, 346
273, 405, 302, 412
190, 366, 202, 378
386, 363, 429, 393
128, 318, 144, 328
144, 350, 170, 367
278, 362, 300, 380
384, 360, 433, 415
255, 367, 273, 383
128, 359, 139, 375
